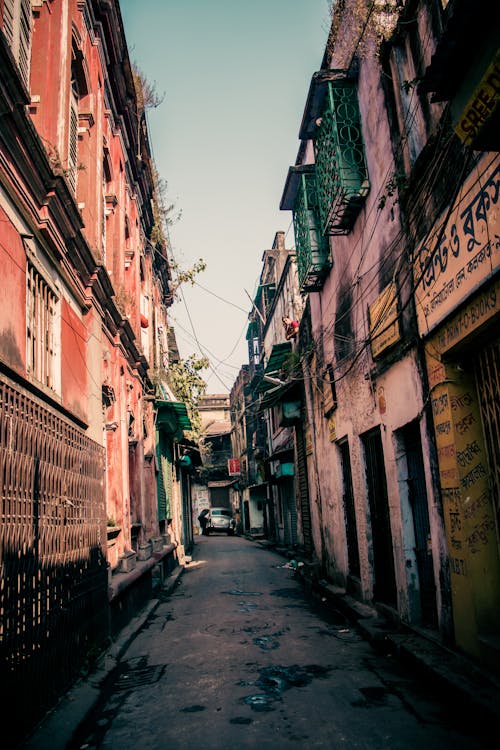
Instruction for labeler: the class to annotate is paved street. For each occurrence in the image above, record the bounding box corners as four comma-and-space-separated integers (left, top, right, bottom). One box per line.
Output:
65, 536, 487, 750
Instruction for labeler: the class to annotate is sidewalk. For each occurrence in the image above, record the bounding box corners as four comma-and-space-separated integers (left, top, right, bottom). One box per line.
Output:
257, 538, 500, 728
22, 566, 185, 750
313, 579, 500, 725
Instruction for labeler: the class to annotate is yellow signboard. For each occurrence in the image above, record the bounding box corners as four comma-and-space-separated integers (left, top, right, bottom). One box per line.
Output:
369, 282, 400, 358
414, 155, 500, 336
455, 51, 500, 146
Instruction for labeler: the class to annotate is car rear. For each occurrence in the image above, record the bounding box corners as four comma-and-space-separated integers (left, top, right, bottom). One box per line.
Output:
207, 507, 236, 535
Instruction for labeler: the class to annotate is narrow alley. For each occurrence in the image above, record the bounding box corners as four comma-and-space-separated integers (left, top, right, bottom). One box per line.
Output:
1, 2, 500, 747
28, 536, 490, 750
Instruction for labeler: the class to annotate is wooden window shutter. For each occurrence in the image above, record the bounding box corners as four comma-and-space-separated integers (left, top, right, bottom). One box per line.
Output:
3, 0, 15, 47
18, 0, 32, 87
2, 0, 32, 88
68, 92, 78, 191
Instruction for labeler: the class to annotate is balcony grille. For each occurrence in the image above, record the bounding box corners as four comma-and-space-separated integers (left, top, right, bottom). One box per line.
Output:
0, 375, 107, 743
293, 171, 331, 292
315, 80, 370, 235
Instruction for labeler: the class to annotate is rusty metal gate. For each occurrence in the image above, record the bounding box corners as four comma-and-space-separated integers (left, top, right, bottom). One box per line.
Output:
0, 375, 107, 744
295, 419, 313, 556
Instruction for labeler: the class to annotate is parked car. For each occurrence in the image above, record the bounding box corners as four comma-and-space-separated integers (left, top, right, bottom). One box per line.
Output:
206, 507, 236, 535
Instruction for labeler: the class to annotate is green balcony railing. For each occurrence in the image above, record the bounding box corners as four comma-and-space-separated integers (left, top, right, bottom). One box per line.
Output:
315, 79, 370, 235
293, 171, 332, 292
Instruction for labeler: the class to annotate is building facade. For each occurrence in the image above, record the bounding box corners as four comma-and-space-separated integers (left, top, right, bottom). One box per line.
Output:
0, 1, 194, 740
276, 0, 499, 671
243, 232, 307, 547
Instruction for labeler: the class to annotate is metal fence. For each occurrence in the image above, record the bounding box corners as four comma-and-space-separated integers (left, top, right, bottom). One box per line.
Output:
0, 375, 107, 743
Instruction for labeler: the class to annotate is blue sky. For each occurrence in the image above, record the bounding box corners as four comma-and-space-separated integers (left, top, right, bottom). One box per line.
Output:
120, 0, 330, 393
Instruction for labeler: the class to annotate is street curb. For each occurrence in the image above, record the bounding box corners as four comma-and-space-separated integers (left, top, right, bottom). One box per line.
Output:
252, 537, 500, 727
22, 565, 185, 750
310, 574, 500, 727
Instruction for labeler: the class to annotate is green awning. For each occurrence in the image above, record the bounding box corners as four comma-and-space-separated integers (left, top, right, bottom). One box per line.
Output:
156, 400, 192, 436
259, 380, 296, 410
246, 319, 259, 340
257, 342, 292, 395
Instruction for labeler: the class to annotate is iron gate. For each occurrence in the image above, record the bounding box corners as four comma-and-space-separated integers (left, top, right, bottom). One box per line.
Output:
296, 419, 313, 555
0, 375, 107, 743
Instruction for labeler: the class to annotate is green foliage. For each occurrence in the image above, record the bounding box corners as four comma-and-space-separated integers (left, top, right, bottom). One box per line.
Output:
168, 354, 209, 437
170, 258, 207, 293
114, 285, 135, 318
132, 65, 165, 115
377, 171, 408, 210
401, 77, 422, 95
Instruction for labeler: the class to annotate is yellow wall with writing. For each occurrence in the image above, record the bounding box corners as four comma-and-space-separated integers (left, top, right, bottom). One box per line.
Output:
426, 346, 500, 659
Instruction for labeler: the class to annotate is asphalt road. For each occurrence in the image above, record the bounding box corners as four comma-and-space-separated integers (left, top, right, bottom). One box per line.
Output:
68, 535, 488, 750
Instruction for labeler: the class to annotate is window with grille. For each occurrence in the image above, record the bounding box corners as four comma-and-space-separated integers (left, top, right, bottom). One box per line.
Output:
2, 0, 32, 88
386, 42, 427, 174
281, 165, 331, 293
314, 79, 370, 234
26, 261, 57, 390
293, 169, 331, 292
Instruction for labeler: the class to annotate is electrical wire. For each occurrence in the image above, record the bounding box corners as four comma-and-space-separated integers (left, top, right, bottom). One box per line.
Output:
144, 4, 478, 407
285, 15, 462, 382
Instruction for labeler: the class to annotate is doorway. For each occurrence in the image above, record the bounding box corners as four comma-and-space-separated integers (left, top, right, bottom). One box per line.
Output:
362, 428, 397, 607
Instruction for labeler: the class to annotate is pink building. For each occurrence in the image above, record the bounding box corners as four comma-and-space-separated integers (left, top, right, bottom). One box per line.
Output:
279, 0, 500, 672
0, 1, 191, 740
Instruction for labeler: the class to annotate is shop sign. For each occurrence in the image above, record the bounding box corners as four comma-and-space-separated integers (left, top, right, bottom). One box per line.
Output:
455, 51, 500, 146
414, 156, 500, 336
228, 458, 241, 475
369, 282, 400, 358
435, 277, 500, 354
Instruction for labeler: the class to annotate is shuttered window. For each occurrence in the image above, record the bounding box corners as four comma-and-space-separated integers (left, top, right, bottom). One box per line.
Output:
26, 261, 58, 390
2, 0, 32, 88
67, 89, 78, 192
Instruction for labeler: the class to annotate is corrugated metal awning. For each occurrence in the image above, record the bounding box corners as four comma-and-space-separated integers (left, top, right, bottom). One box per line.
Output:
257, 342, 292, 395
156, 400, 192, 436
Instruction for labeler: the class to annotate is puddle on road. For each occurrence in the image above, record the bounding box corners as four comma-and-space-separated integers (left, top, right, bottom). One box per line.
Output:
243, 693, 279, 712
180, 704, 206, 713
205, 622, 277, 637
240, 664, 331, 712
224, 590, 263, 596
253, 635, 280, 651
